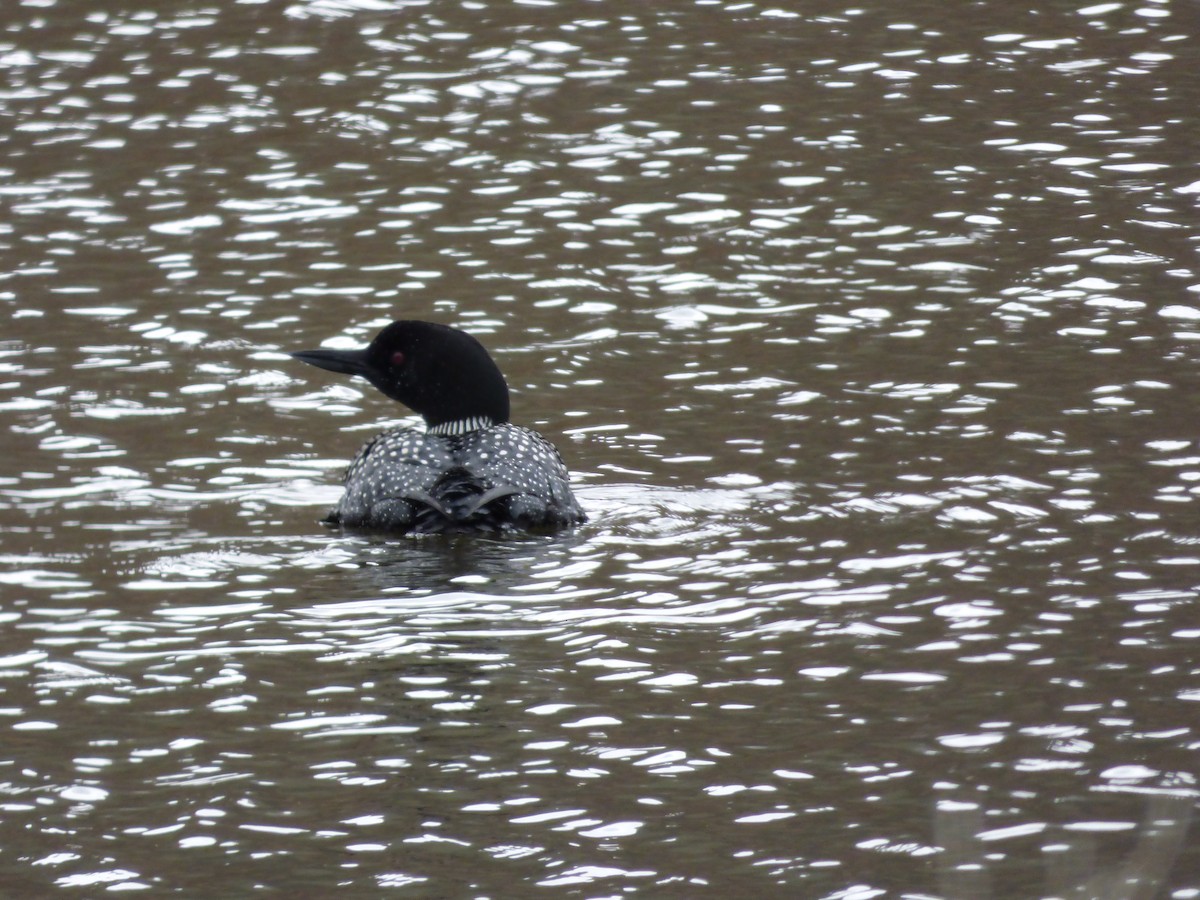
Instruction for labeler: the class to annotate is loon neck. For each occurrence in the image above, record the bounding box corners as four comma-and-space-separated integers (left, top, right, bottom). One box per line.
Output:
427, 415, 497, 437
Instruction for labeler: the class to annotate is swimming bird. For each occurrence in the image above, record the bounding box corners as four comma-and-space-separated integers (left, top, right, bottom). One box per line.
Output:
292, 320, 585, 534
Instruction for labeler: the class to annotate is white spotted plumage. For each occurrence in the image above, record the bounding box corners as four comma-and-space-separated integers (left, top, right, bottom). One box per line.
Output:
329, 422, 583, 533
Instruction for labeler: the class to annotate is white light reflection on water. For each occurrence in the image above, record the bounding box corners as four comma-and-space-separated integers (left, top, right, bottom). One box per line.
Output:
0, 0, 1198, 892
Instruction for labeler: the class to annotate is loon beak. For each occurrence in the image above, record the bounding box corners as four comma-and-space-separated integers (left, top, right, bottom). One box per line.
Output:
291, 348, 372, 379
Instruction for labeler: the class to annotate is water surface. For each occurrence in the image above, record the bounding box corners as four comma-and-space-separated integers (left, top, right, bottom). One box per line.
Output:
1, 0, 1198, 895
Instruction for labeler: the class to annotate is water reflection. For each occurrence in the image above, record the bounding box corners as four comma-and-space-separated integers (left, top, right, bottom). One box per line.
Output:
1, 0, 1199, 893
936, 788, 1195, 900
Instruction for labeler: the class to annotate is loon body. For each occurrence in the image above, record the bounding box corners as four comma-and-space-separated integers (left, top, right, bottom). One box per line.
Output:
293, 320, 585, 534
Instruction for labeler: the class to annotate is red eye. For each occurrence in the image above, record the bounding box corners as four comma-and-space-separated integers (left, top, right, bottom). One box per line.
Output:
390, 351, 405, 367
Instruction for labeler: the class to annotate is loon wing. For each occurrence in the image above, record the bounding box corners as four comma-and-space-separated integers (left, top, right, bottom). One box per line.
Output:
401, 488, 453, 519
456, 484, 519, 519
401, 481, 519, 525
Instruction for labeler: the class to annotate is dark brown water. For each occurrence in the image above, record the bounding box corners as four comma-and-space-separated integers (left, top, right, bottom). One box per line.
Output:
1, 0, 1198, 895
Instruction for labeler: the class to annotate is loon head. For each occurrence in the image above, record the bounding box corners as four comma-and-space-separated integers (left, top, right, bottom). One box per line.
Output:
292, 320, 511, 433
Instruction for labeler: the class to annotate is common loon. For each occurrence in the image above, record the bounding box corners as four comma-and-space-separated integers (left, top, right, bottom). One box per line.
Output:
292, 320, 585, 534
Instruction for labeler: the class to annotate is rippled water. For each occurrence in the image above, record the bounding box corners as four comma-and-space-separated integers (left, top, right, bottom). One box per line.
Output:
1, 0, 1198, 895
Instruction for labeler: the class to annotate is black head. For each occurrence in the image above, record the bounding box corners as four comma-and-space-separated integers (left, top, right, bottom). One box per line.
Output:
292, 320, 511, 430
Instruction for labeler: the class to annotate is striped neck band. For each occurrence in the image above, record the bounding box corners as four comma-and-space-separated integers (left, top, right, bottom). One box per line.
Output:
428, 415, 495, 436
